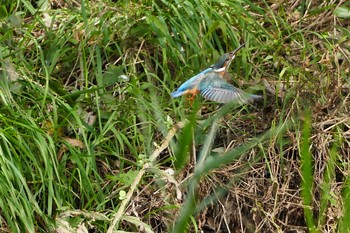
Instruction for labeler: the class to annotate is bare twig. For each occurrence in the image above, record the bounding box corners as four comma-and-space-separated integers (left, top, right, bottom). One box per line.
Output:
107, 120, 187, 233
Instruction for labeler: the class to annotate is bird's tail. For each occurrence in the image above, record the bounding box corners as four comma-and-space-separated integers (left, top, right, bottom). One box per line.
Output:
250, 94, 262, 100
171, 90, 185, 98
247, 94, 263, 103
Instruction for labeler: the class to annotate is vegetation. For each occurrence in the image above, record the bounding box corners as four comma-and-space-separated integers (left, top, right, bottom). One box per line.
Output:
0, 0, 349, 232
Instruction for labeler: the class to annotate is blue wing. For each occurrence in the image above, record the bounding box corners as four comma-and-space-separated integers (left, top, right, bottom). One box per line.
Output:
198, 74, 261, 104
171, 68, 212, 98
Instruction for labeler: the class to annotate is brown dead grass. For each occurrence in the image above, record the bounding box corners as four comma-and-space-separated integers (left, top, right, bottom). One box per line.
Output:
131, 2, 350, 232
14, 0, 349, 232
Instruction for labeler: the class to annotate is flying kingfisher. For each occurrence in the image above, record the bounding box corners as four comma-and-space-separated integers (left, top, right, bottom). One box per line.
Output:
171, 44, 261, 104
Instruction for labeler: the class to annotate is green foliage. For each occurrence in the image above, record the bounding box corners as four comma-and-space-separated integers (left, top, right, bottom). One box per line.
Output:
299, 112, 317, 232
334, 5, 350, 18
339, 177, 350, 233
172, 107, 292, 232
0, 0, 349, 232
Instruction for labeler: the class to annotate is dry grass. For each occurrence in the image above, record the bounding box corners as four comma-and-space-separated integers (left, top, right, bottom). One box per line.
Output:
1, 0, 350, 232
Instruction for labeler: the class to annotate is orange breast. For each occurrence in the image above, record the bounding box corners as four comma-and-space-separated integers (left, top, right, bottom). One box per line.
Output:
186, 88, 200, 95
219, 70, 227, 78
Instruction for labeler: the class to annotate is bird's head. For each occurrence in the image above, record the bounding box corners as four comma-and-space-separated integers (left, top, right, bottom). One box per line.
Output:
212, 44, 245, 73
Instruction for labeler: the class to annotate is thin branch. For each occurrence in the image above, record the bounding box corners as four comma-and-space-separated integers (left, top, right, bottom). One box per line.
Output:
107, 120, 187, 233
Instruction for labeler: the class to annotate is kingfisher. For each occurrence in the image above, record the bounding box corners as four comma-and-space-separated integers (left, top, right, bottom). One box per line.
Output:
171, 44, 261, 104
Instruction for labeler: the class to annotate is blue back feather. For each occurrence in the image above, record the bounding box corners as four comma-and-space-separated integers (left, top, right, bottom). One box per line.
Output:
171, 68, 212, 98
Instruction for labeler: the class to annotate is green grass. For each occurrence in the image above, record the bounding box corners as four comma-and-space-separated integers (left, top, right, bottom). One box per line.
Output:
0, 0, 349, 232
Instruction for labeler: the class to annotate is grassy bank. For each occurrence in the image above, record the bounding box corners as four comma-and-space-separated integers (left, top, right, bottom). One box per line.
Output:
0, 0, 349, 232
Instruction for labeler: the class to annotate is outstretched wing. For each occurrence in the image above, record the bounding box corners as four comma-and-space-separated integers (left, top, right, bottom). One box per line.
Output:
198, 74, 259, 104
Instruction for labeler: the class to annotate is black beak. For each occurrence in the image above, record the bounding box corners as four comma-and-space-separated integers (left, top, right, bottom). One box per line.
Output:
230, 43, 245, 57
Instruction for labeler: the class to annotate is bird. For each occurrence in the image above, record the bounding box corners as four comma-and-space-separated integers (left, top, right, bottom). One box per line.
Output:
171, 44, 261, 105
